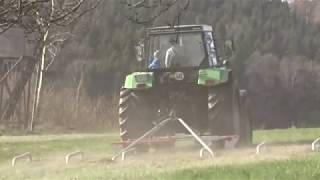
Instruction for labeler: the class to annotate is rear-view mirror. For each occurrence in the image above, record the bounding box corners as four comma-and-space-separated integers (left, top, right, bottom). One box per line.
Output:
224, 40, 235, 57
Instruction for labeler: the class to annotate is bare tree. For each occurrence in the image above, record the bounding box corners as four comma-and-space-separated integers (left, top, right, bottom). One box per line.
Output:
0, 0, 99, 131
121, 0, 190, 26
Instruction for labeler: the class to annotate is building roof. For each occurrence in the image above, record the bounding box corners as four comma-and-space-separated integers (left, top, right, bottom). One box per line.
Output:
0, 28, 26, 58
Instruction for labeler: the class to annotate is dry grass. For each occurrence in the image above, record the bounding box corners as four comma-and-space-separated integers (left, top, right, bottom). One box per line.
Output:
1, 128, 320, 179
37, 88, 118, 132
0, 143, 315, 180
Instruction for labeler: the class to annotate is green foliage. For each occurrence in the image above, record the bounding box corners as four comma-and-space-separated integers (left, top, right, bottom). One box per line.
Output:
62, 0, 320, 89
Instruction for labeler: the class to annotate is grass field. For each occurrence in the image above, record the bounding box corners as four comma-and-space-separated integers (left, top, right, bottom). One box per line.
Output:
1, 128, 320, 180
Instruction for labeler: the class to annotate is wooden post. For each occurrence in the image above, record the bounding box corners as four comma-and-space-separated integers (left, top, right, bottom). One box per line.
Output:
24, 79, 31, 129
0, 59, 3, 115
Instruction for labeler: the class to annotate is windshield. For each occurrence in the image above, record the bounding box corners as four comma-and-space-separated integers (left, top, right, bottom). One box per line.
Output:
148, 33, 206, 69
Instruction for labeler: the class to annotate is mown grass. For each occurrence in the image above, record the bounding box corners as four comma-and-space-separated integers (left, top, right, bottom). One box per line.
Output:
154, 155, 320, 180
0, 128, 319, 180
0, 134, 119, 165
254, 127, 320, 144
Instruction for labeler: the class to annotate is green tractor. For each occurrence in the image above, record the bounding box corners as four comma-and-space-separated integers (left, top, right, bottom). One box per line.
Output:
118, 25, 252, 146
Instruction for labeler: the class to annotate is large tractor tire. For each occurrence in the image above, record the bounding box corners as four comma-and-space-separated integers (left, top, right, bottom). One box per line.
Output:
208, 81, 233, 135
208, 80, 252, 145
118, 87, 154, 141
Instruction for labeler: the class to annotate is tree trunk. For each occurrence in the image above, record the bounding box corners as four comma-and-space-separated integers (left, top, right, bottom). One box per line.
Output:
74, 62, 86, 119
29, 30, 49, 132
0, 57, 36, 122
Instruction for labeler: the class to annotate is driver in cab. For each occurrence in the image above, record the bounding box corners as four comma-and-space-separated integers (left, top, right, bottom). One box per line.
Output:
165, 38, 181, 68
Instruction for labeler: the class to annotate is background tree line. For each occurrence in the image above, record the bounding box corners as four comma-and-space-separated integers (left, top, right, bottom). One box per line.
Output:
32, 0, 320, 131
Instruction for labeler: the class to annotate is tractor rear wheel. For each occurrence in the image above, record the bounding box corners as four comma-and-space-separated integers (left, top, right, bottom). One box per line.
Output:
118, 87, 154, 141
208, 80, 252, 145
208, 82, 234, 135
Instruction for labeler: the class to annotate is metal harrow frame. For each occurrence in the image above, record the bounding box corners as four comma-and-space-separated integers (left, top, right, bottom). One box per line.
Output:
112, 113, 239, 161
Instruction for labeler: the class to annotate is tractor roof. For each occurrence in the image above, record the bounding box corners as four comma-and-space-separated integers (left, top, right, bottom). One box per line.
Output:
147, 25, 213, 35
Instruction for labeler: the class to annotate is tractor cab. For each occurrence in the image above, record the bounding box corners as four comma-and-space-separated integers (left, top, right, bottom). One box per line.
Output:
137, 25, 219, 70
